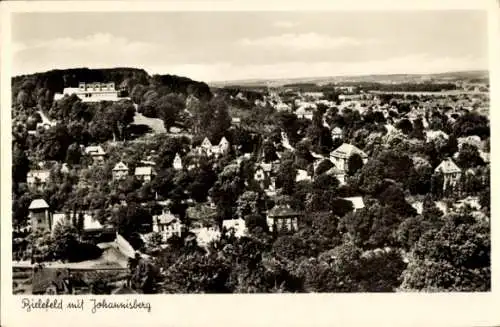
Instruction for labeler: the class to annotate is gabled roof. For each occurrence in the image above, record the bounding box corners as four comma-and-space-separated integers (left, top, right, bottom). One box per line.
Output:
112, 161, 129, 171
154, 211, 177, 225
268, 205, 302, 218
134, 166, 153, 176
330, 143, 367, 159
219, 136, 229, 146
29, 199, 49, 210
435, 158, 461, 174
201, 137, 212, 148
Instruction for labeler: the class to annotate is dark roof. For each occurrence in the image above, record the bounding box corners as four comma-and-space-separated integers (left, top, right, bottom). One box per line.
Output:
268, 205, 302, 218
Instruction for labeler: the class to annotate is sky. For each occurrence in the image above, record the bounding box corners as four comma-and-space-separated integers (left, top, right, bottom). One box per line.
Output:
11, 11, 489, 82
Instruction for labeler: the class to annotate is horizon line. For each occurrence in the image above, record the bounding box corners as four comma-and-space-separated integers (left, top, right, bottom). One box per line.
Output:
12, 66, 489, 84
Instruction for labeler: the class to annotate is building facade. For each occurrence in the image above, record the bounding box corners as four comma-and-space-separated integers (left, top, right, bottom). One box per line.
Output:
54, 82, 120, 103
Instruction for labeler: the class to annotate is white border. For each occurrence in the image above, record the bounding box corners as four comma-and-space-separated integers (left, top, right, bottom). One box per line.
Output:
1, 1, 499, 327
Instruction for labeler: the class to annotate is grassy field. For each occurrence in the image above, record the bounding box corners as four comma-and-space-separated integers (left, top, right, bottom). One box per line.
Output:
131, 112, 166, 134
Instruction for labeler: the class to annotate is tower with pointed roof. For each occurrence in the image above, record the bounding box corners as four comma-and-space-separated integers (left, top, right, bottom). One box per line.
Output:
29, 199, 51, 233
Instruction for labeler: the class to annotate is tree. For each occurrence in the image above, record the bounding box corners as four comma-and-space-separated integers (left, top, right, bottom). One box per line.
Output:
400, 213, 490, 291
297, 242, 363, 292
41, 125, 73, 161
456, 144, 485, 169
339, 204, 402, 250
12, 145, 30, 185
191, 97, 231, 141
100, 100, 136, 141
65, 143, 82, 166
112, 204, 153, 248
275, 157, 297, 195
357, 150, 413, 195
453, 112, 489, 140
396, 119, 413, 135
51, 220, 102, 262
162, 251, 231, 293
314, 159, 334, 176
156, 93, 185, 131
236, 191, 261, 219
347, 153, 364, 176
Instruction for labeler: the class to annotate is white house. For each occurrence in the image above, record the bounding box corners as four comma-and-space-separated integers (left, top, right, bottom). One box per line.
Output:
222, 218, 246, 237
153, 209, 182, 242
329, 143, 368, 172
296, 169, 312, 182
197, 137, 231, 157
343, 196, 365, 212
84, 145, 106, 164
173, 153, 183, 170
434, 158, 461, 190
134, 166, 155, 182
295, 105, 315, 120
54, 82, 121, 103
112, 161, 129, 181
331, 126, 343, 140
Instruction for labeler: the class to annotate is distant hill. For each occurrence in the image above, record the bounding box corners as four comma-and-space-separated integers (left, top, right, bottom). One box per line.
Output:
209, 70, 489, 88
12, 67, 212, 108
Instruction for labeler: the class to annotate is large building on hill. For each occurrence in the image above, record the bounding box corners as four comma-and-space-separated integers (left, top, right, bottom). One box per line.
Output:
54, 82, 121, 102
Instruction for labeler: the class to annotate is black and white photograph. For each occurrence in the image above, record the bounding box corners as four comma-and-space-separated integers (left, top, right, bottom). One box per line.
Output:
5, 5, 493, 299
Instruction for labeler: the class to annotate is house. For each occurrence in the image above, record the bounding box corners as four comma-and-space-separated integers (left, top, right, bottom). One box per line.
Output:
61, 163, 70, 174
197, 137, 231, 157
342, 196, 365, 212
36, 121, 57, 130
28, 199, 51, 233
134, 166, 155, 182
112, 162, 129, 181
191, 227, 221, 247
435, 158, 461, 189
84, 145, 106, 164
254, 166, 267, 182
217, 137, 230, 155
331, 126, 343, 140
295, 105, 315, 120
254, 163, 273, 183
27, 169, 50, 189
296, 169, 312, 182
173, 153, 183, 170
266, 205, 301, 233
231, 117, 241, 126
222, 218, 246, 237
152, 209, 182, 242
326, 166, 346, 185
329, 143, 368, 172
53, 82, 121, 103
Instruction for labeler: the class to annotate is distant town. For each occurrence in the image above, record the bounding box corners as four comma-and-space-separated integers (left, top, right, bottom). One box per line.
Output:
11, 68, 490, 294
